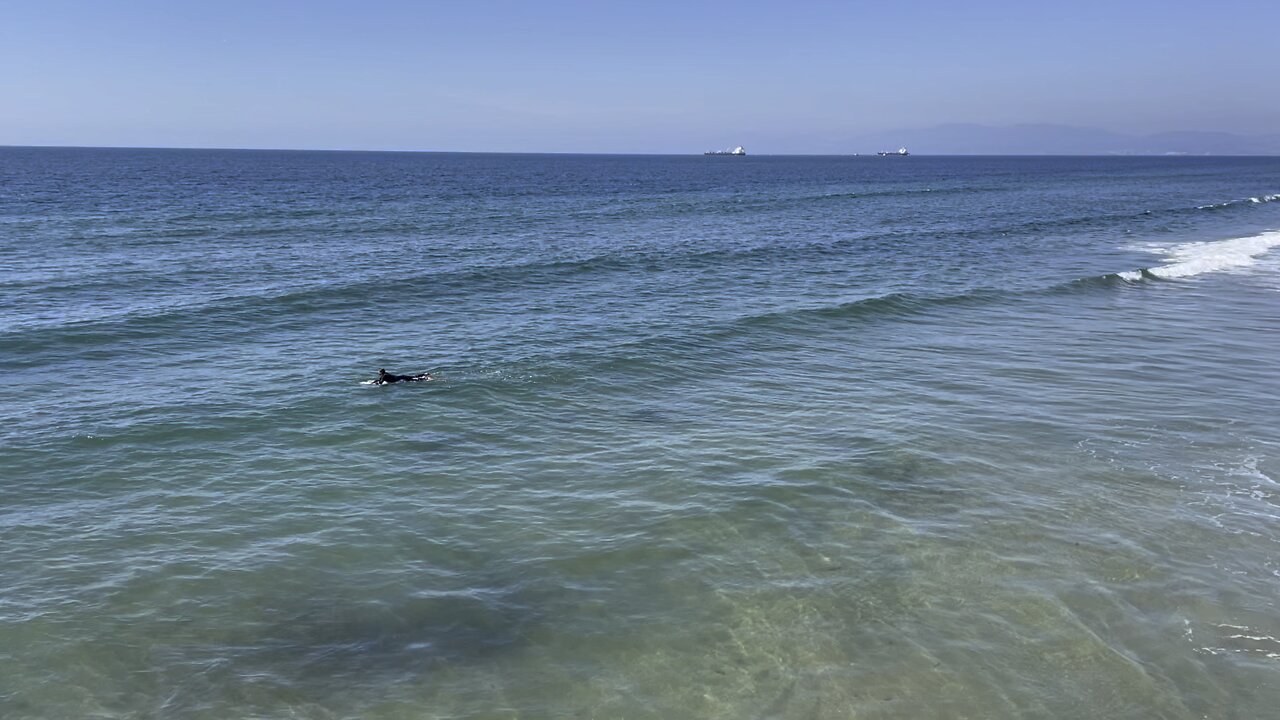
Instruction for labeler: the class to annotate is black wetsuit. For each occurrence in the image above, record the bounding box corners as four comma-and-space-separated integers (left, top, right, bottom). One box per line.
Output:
377, 370, 431, 385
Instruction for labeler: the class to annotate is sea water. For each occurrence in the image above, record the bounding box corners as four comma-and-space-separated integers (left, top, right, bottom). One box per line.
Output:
2, 148, 1279, 718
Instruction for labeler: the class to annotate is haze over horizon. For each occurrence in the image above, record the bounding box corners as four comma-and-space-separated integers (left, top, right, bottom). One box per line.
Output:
3, 1, 1277, 154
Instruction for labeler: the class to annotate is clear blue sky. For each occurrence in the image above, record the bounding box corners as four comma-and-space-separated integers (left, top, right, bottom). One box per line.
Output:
2, 0, 1276, 152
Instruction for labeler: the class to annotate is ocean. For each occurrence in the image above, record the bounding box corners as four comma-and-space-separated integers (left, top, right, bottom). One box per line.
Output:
2, 148, 1278, 719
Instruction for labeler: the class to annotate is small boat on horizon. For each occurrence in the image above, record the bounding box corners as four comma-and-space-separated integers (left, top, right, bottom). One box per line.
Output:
878, 147, 910, 156
705, 146, 746, 156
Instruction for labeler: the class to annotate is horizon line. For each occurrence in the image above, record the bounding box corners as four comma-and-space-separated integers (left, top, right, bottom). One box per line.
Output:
3, 144, 1276, 158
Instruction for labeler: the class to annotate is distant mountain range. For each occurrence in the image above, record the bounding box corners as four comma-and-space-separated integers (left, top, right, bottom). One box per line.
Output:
847, 123, 1280, 156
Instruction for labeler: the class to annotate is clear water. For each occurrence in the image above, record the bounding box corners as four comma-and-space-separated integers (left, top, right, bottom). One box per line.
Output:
2, 149, 1279, 719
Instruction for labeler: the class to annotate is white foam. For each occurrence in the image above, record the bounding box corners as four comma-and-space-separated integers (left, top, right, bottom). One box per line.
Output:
1139, 231, 1280, 279
1195, 193, 1278, 210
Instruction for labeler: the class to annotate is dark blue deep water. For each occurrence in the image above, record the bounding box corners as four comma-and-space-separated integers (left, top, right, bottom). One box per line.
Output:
2, 148, 1279, 718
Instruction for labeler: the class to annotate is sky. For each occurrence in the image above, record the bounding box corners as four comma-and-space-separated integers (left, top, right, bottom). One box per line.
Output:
1, 0, 1277, 153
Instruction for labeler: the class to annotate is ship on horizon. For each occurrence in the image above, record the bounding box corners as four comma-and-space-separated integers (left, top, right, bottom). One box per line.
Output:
878, 147, 910, 156
705, 146, 746, 156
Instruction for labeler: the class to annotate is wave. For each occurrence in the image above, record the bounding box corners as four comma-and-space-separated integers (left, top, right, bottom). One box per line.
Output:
1117, 231, 1280, 281
1195, 193, 1280, 211
7, 181, 1279, 362
723, 232, 1280, 341
467, 235, 1279, 385
815, 185, 996, 201
730, 289, 1008, 334
10, 227, 1276, 358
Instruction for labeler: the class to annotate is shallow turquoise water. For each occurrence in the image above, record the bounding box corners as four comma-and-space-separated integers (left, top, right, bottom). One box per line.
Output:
2, 149, 1279, 718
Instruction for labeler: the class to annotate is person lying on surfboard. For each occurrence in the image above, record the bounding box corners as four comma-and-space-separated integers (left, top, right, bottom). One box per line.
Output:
375, 368, 433, 385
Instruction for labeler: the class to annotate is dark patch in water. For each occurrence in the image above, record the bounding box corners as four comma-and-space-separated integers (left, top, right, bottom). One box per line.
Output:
270, 593, 535, 673
141, 584, 543, 715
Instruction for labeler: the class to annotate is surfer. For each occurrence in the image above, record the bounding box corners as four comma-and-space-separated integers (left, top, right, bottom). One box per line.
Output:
375, 368, 433, 385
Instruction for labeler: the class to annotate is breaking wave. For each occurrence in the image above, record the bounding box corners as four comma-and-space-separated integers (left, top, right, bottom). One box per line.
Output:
1117, 231, 1280, 280
1196, 193, 1280, 211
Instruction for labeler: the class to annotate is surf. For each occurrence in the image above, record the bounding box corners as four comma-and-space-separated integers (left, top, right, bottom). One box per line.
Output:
1117, 231, 1280, 281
